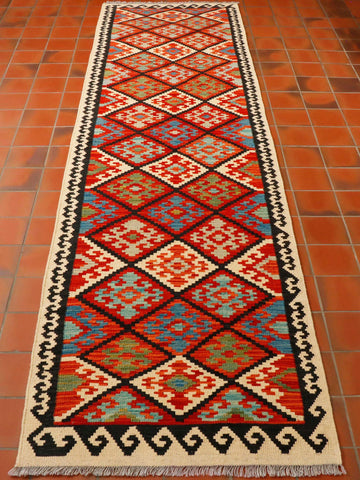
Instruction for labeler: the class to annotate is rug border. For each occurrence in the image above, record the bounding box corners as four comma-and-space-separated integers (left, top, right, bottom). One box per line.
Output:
11, 2, 344, 476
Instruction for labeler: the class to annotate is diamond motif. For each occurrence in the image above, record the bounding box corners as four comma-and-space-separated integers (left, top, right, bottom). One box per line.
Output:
85, 333, 168, 378
179, 74, 231, 100
108, 41, 140, 59
68, 237, 125, 297
98, 171, 171, 209
126, 17, 166, 30
82, 268, 172, 324
111, 24, 140, 39
180, 104, 235, 130
119, 52, 169, 72
146, 89, 201, 114
103, 65, 136, 87
151, 10, 193, 22
152, 24, 192, 38
98, 88, 136, 116
216, 150, 263, 191
179, 32, 220, 49
140, 193, 211, 233
146, 119, 202, 148
142, 153, 206, 187
181, 172, 251, 209
191, 330, 269, 378
180, 134, 243, 166
182, 215, 259, 263
179, 16, 218, 30
91, 217, 172, 262
131, 356, 226, 416
206, 41, 237, 61
134, 300, 222, 354
208, 62, 242, 87
85, 149, 132, 189
221, 193, 272, 237
150, 41, 195, 61
148, 64, 198, 86
112, 75, 169, 100
92, 117, 133, 147
101, 135, 171, 166
210, 88, 248, 116
184, 271, 269, 322
124, 32, 167, 49
108, 104, 169, 130
214, 118, 255, 148
178, 53, 225, 72
136, 241, 217, 291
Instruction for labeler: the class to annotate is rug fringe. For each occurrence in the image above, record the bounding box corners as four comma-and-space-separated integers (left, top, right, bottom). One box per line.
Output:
9, 464, 346, 477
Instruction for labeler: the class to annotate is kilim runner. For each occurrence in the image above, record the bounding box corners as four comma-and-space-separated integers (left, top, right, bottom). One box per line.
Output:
11, 2, 344, 477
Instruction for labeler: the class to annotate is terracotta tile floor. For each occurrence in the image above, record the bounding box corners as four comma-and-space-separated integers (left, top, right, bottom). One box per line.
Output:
0, 0, 359, 478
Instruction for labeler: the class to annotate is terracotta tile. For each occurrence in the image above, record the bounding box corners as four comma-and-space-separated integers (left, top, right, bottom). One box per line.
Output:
7, 276, 43, 312
0, 168, 42, 191
17, 38, 47, 50
0, 398, 24, 447
321, 352, 341, 395
308, 28, 337, 39
51, 126, 73, 146
315, 127, 354, 146
21, 109, 58, 127
282, 146, 323, 167
54, 15, 82, 27
297, 76, 331, 92
0, 50, 13, 63
50, 26, 80, 38
260, 63, 293, 76
312, 312, 330, 351
46, 145, 69, 167
330, 78, 360, 93
309, 245, 358, 275
0, 127, 16, 146
76, 38, 94, 50
280, 26, 308, 38
277, 16, 304, 27
329, 168, 360, 190
335, 352, 360, 395
27, 16, 54, 27
326, 312, 360, 351
61, 91, 81, 109
290, 216, 305, 243
268, 91, 304, 109
39, 168, 64, 190
278, 126, 317, 146
338, 191, 360, 215
345, 217, 360, 243
0, 246, 21, 277
295, 191, 340, 216
297, 245, 312, 275
0, 217, 28, 244
288, 49, 319, 62
0, 147, 9, 168
0, 110, 22, 128
318, 50, 350, 63
37, 62, 70, 77
17, 245, 49, 276
317, 276, 360, 311
292, 62, 325, 76
0, 38, 17, 49
66, 77, 84, 92
14, 127, 53, 146
302, 217, 350, 244
25, 217, 55, 245
5, 63, 38, 78
323, 63, 357, 78
6, 146, 48, 167
0, 27, 24, 39
31, 5, 59, 15
345, 397, 360, 446
56, 109, 77, 127
308, 109, 346, 126
322, 147, 360, 167
42, 50, 73, 63
349, 127, 360, 145
0, 277, 12, 312
12, 49, 44, 63
284, 37, 313, 50
47, 37, 77, 51
302, 92, 337, 109
0, 450, 17, 480
290, 167, 332, 190
32, 190, 60, 216
0, 312, 37, 351
342, 110, 360, 126
0, 93, 28, 109
272, 109, 310, 126
304, 275, 321, 311
27, 92, 62, 109
32, 76, 67, 92
0, 352, 31, 395
0, 191, 35, 216
22, 26, 52, 38
73, 50, 90, 63
313, 37, 343, 51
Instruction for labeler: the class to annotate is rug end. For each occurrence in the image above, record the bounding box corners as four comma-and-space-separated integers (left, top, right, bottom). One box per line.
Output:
8, 464, 347, 477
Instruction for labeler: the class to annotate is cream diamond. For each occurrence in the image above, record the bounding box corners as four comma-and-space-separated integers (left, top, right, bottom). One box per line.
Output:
150, 42, 195, 61
130, 356, 226, 416
146, 89, 201, 114
142, 153, 207, 187
136, 241, 217, 291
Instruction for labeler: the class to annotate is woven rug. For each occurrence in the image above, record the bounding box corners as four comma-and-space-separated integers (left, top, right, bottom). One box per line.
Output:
11, 2, 344, 477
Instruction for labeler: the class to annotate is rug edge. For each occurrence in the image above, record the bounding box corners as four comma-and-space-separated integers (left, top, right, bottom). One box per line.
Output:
9, 464, 346, 477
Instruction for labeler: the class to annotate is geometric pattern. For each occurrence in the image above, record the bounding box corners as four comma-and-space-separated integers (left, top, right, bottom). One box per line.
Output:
17, 5, 341, 475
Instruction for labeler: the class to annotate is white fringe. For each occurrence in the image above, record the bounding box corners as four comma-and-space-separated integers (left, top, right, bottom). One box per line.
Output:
9, 464, 346, 477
